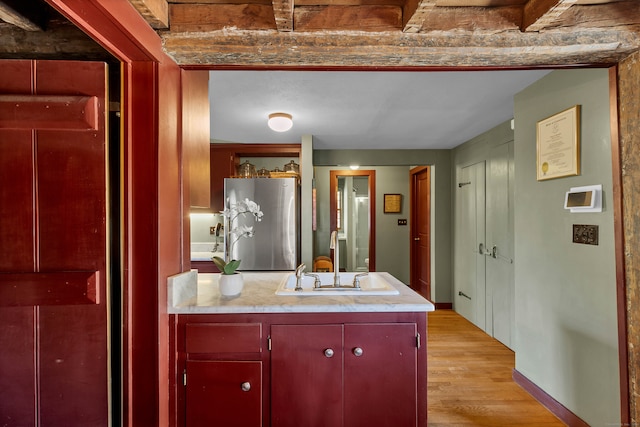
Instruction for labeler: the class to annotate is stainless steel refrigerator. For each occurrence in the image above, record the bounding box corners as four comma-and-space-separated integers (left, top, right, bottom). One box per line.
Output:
223, 177, 299, 271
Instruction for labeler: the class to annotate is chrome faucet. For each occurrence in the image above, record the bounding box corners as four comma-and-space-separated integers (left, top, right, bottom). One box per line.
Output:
330, 231, 340, 286
295, 263, 306, 291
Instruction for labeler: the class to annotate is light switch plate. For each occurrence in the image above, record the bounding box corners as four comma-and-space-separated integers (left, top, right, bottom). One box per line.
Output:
398, 219, 407, 226
573, 224, 598, 245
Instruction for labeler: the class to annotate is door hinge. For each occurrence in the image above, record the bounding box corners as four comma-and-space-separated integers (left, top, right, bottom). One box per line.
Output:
267, 335, 272, 351
458, 291, 472, 300
416, 332, 421, 349
183, 369, 187, 386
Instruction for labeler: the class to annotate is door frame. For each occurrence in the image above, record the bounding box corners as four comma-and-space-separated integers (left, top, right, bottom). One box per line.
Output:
41, 2, 633, 424
329, 169, 376, 272
45, 1, 184, 425
409, 166, 431, 301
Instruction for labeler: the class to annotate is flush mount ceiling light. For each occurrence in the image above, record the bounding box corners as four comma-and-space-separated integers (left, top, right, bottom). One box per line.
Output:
268, 112, 293, 132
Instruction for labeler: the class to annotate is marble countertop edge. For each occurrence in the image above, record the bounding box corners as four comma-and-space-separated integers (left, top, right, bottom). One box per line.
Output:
168, 271, 435, 314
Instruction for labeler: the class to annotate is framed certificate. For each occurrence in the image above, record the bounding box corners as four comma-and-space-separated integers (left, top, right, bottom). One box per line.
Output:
536, 105, 581, 181
384, 194, 402, 213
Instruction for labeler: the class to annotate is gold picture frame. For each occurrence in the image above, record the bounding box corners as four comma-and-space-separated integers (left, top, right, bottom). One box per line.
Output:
536, 105, 581, 181
384, 194, 402, 213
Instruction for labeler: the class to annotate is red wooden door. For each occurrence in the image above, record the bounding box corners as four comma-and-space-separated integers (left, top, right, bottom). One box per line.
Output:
271, 324, 343, 427
410, 166, 431, 300
0, 60, 109, 426
344, 323, 418, 427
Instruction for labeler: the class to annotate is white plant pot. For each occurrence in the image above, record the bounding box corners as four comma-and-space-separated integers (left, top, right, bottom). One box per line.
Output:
219, 272, 244, 297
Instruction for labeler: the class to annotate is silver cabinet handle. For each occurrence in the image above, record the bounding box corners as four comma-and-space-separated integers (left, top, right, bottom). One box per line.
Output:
414, 237, 420, 241
324, 348, 334, 358
353, 347, 363, 357
241, 382, 251, 392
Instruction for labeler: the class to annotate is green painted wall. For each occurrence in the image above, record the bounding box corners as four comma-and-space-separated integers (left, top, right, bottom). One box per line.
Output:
312, 149, 452, 301
513, 69, 619, 425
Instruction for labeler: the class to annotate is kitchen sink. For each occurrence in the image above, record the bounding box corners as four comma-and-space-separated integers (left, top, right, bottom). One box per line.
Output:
275, 272, 400, 296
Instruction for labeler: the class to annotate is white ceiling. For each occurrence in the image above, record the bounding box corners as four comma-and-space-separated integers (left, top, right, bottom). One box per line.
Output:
209, 69, 551, 150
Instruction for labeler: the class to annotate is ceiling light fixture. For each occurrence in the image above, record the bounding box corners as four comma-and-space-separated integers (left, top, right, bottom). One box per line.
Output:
268, 112, 293, 132
350, 165, 360, 170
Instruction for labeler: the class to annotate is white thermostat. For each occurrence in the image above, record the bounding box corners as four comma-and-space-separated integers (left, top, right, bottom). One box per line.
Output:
564, 184, 602, 213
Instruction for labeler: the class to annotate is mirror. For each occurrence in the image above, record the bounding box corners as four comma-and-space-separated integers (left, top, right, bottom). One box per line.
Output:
330, 170, 376, 272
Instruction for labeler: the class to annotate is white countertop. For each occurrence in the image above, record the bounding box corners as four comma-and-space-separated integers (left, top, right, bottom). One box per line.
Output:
168, 271, 434, 314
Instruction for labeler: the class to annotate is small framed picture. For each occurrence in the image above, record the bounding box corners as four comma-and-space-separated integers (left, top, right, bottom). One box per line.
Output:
384, 194, 402, 213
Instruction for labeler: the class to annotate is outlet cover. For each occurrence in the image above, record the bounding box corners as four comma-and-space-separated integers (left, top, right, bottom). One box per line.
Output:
573, 224, 598, 245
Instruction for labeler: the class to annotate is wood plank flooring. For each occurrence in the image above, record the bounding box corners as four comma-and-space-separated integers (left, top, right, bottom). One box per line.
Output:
427, 309, 566, 426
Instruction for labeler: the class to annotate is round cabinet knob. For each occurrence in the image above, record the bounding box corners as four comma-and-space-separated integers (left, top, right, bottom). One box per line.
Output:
324, 348, 334, 358
241, 382, 251, 392
353, 347, 364, 357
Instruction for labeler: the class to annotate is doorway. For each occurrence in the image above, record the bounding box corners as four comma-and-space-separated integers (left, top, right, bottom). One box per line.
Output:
329, 169, 376, 272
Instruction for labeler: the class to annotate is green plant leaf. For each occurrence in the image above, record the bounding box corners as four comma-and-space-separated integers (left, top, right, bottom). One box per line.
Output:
223, 259, 241, 275
212, 256, 226, 271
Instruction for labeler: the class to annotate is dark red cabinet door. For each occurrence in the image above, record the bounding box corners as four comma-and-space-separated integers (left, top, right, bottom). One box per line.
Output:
186, 360, 262, 427
344, 323, 418, 427
271, 324, 344, 427
271, 322, 418, 427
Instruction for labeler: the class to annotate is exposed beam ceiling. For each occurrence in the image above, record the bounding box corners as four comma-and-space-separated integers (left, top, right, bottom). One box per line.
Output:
128, 0, 639, 67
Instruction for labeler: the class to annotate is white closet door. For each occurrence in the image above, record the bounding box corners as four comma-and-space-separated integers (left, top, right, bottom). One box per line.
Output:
486, 141, 515, 350
454, 161, 486, 330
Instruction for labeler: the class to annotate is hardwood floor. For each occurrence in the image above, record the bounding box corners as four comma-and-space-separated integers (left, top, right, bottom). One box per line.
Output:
427, 310, 566, 426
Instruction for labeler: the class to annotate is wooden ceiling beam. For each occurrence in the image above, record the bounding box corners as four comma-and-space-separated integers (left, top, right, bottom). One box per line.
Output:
417, 5, 522, 31
0, 18, 111, 60
403, 0, 436, 33
160, 26, 638, 67
522, 0, 578, 31
129, 0, 169, 29
296, 5, 402, 31
0, 0, 48, 31
272, 0, 294, 31
545, 1, 640, 29
169, 3, 277, 31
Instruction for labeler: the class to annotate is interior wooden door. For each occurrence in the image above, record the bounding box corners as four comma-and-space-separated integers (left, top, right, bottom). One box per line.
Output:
0, 59, 109, 425
485, 141, 515, 349
410, 166, 431, 300
454, 161, 486, 330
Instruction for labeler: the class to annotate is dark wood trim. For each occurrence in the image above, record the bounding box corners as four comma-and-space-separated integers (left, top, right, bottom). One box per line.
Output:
329, 169, 376, 272
43, 2, 182, 426
512, 369, 590, 427
434, 302, 452, 310
190, 261, 220, 273
609, 65, 630, 425
211, 142, 301, 158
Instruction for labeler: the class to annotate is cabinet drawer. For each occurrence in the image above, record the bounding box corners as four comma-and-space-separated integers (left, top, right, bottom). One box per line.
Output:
186, 323, 262, 354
